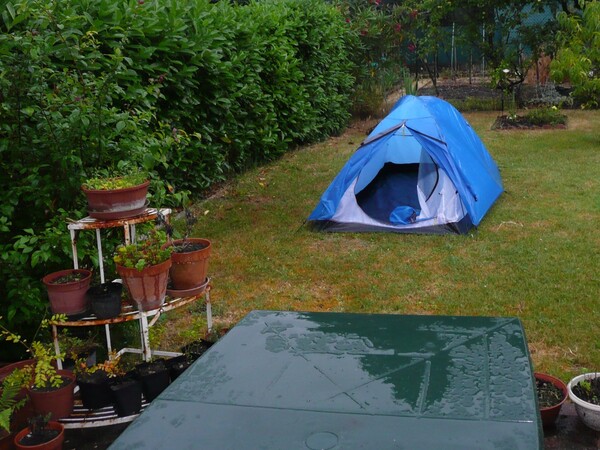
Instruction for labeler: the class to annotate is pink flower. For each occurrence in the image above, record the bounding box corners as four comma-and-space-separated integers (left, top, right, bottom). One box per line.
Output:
394, 23, 402, 32
346, 17, 351, 23
408, 42, 416, 52
361, 29, 368, 36
410, 10, 418, 19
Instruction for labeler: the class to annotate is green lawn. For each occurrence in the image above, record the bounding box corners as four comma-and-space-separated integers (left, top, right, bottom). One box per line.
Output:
160, 109, 600, 381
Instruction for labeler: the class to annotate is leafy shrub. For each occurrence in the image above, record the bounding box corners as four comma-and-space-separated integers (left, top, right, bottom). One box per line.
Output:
551, 1, 600, 108
0, 0, 355, 350
524, 107, 567, 126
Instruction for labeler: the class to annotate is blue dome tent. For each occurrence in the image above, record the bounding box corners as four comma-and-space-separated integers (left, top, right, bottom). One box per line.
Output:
308, 95, 503, 234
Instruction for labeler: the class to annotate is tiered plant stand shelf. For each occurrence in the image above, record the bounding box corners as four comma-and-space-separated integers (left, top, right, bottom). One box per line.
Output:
49, 208, 212, 428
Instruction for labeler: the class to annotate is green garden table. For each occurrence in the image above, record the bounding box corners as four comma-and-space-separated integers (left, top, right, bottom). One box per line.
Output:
110, 310, 543, 449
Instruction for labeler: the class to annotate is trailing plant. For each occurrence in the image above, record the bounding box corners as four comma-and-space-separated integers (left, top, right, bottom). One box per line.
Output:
113, 229, 172, 271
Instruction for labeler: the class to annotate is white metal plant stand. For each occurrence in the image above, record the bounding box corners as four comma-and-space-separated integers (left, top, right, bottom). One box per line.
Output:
49, 208, 213, 428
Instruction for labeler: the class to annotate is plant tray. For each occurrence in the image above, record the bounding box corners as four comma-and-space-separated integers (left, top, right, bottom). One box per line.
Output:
166, 278, 209, 298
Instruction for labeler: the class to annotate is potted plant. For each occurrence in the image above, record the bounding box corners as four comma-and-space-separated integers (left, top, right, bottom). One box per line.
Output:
161, 210, 211, 294
74, 352, 123, 410
42, 269, 93, 316
13, 414, 64, 450
1, 318, 76, 421
86, 282, 123, 319
81, 171, 149, 220
134, 359, 170, 402
568, 372, 600, 431
114, 229, 173, 312
535, 372, 567, 427
109, 367, 143, 418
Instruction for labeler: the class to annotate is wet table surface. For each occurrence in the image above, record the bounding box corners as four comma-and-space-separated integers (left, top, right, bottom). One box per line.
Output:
110, 311, 543, 449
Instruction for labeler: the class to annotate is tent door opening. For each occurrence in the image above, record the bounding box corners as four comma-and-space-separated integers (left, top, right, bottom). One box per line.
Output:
356, 162, 420, 223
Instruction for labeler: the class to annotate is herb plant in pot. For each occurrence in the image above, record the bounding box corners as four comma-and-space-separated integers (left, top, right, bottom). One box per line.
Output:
13, 414, 64, 450
42, 269, 93, 316
1, 319, 76, 421
21, 343, 75, 421
535, 372, 568, 427
81, 171, 149, 220
162, 209, 211, 294
166, 238, 211, 293
75, 353, 123, 410
114, 229, 172, 312
568, 372, 600, 431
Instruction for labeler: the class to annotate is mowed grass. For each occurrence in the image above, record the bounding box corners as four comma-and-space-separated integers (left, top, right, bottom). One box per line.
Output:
160, 109, 599, 381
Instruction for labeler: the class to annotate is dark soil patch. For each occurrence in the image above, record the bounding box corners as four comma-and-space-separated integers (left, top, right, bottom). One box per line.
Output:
492, 115, 567, 130
537, 378, 565, 408
50, 272, 86, 284
173, 241, 208, 253
572, 376, 600, 405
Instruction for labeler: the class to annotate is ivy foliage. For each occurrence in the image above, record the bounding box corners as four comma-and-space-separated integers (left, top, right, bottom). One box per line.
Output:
0, 0, 354, 346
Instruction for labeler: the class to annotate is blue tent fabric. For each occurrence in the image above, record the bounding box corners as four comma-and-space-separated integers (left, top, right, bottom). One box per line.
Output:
308, 95, 503, 234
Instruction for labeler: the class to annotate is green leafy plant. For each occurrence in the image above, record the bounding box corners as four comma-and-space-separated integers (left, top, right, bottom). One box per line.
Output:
0, 370, 29, 433
524, 107, 567, 126
82, 173, 148, 191
0, 315, 68, 391
551, 1, 600, 108
20, 413, 60, 444
113, 229, 172, 271
73, 351, 124, 379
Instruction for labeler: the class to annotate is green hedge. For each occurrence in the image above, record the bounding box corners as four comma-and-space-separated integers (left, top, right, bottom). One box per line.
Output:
0, 0, 355, 341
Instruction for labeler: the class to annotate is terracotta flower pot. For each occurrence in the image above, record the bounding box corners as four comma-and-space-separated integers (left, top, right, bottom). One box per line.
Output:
82, 180, 150, 220
42, 269, 92, 316
27, 370, 76, 421
13, 421, 64, 450
535, 372, 567, 427
166, 238, 211, 291
116, 259, 171, 312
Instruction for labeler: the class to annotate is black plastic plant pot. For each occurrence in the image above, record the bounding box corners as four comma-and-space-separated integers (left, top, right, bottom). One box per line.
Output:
165, 355, 192, 381
87, 282, 123, 319
110, 377, 142, 417
77, 370, 112, 410
135, 360, 170, 402
180, 339, 214, 362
